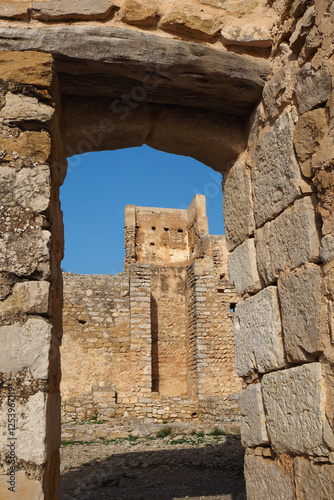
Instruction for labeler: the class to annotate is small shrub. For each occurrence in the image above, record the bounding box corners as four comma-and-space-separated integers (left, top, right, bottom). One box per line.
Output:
156, 427, 172, 438
196, 431, 204, 438
190, 430, 196, 436
207, 427, 227, 437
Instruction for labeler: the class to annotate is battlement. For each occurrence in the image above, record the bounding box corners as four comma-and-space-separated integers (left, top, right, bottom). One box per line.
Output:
124, 194, 212, 268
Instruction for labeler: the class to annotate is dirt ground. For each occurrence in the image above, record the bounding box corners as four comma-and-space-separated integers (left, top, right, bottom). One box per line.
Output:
60, 429, 246, 500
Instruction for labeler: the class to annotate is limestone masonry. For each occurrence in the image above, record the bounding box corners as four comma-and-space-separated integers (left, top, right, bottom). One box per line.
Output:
0, 0, 334, 498
61, 195, 242, 424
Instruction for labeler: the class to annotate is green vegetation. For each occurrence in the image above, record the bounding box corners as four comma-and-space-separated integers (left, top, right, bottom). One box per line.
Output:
156, 427, 172, 438
207, 427, 227, 436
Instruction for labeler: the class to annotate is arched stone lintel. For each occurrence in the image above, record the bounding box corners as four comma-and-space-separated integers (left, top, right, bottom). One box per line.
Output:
61, 97, 247, 173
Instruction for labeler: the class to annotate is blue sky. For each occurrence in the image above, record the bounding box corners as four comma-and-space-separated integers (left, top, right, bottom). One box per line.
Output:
60, 145, 225, 275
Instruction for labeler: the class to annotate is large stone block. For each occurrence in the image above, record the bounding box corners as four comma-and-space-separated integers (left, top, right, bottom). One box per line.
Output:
234, 286, 286, 377
221, 25, 271, 47
0, 281, 50, 317
0, 92, 54, 124
0, 51, 53, 88
0, 392, 47, 464
159, 6, 222, 39
294, 457, 334, 499
0, 227, 51, 279
239, 384, 269, 447
228, 238, 262, 295
295, 63, 332, 114
0, 131, 51, 163
251, 110, 302, 228
32, 0, 113, 20
262, 62, 299, 119
289, 6, 315, 53
0, 471, 43, 500
293, 108, 327, 177
278, 265, 328, 362
121, 0, 159, 26
222, 157, 255, 251
0, 317, 52, 378
0, 3, 30, 20
255, 196, 320, 285
262, 363, 328, 455
244, 455, 294, 500
0, 165, 51, 213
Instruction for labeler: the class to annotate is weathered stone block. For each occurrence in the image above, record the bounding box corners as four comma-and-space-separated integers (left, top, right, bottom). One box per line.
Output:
295, 63, 332, 114
239, 384, 269, 447
159, 8, 222, 39
0, 281, 50, 317
222, 157, 255, 251
0, 165, 51, 212
321, 235, 334, 263
0, 227, 51, 279
0, 2, 30, 20
244, 455, 294, 500
0, 92, 54, 124
262, 61, 299, 119
295, 457, 334, 499
262, 363, 328, 455
228, 238, 262, 295
221, 25, 271, 47
234, 286, 286, 377
251, 110, 302, 228
0, 392, 47, 464
293, 108, 327, 177
289, 6, 315, 53
0, 471, 43, 500
32, 0, 113, 20
0, 131, 51, 163
0, 51, 53, 88
278, 265, 328, 362
0, 317, 52, 378
255, 196, 320, 285
121, 0, 158, 26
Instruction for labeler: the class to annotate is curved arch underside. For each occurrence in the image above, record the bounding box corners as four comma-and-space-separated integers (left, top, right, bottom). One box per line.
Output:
0, 26, 271, 170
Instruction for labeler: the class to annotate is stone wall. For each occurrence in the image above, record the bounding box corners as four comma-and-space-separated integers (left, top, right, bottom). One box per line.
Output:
225, 2, 334, 498
61, 196, 242, 425
0, 0, 334, 498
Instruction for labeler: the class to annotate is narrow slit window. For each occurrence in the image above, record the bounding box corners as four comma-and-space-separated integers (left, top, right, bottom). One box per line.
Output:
230, 302, 236, 313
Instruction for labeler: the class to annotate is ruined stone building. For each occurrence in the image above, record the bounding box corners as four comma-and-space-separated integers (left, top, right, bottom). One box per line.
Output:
1, 0, 334, 498
61, 195, 241, 423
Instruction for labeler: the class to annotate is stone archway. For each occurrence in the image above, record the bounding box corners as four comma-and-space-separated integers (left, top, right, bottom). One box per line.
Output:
0, 1, 334, 498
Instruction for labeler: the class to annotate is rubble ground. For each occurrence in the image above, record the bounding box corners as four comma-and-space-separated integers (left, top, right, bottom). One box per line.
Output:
60, 426, 246, 500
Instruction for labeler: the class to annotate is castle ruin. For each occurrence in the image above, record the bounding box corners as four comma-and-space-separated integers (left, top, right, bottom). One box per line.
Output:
61, 195, 241, 424
0, 0, 333, 498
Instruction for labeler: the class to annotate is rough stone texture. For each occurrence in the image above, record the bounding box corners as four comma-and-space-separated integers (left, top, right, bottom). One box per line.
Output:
262, 363, 328, 456
320, 234, 334, 263
234, 286, 286, 377
262, 61, 299, 119
32, 0, 114, 21
244, 455, 294, 500
0, 92, 54, 124
295, 457, 334, 499
293, 108, 328, 178
222, 157, 255, 251
0, 280, 50, 317
221, 25, 271, 47
228, 238, 262, 295
159, 4, 223, 39
121, 0, 159, 26
251, 109, 302, 228
278, 265, 328, 362
0, 471, 43, 500
255, 197, 321, 285
0, 2, 30, 20
289, 6, 315, 53
0, 165, 51, 212
0, 392, 47, 464
295, 63, 332, 115
0, 131, 51, 163
0, 51, 53, 88
0, 226, 51, 279
0, 317, 52, 377
0, 27, 270, 116
239, 384, 269, 448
